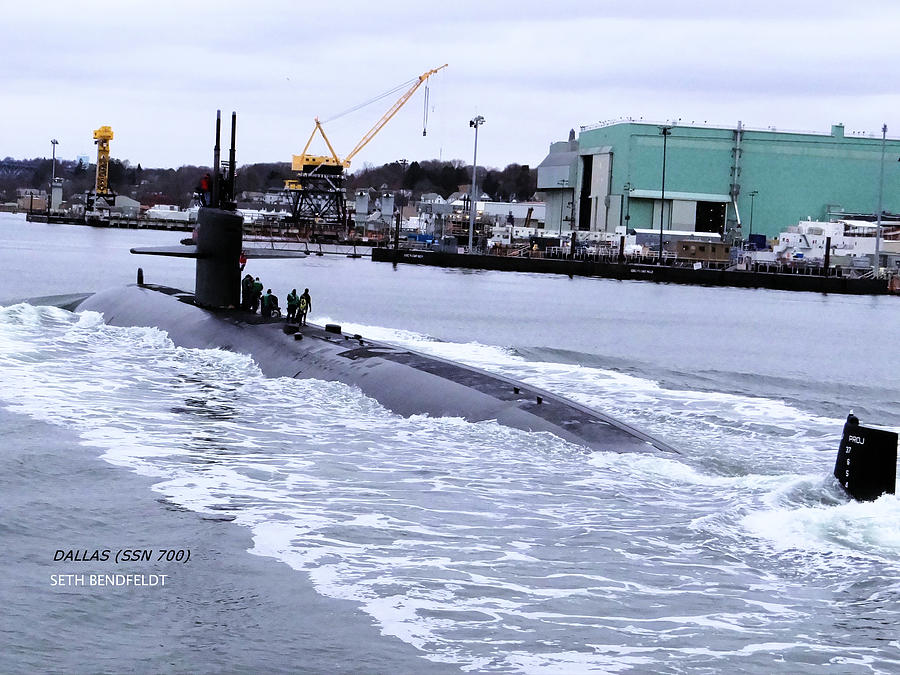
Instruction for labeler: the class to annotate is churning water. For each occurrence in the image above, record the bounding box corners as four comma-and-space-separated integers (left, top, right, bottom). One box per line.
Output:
2, 214, 900, 673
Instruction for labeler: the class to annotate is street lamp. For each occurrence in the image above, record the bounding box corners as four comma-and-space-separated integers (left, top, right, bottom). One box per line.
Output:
658, 126, 672, 262
874, 124, 886, 275
623, 181, 634, 230
747, 190, 758, 248
468, 115, 485, 253
50, 139, 58, 183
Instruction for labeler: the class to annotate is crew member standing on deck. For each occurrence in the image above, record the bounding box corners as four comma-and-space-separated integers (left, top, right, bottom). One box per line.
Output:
241, 274, 255, 311
286, 288, 300, 322
251, 277, 263, 313
197, 172, 211, 207
299, 288, 311, 326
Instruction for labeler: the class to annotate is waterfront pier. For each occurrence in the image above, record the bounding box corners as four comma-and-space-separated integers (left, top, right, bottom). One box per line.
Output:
372, 248, 892, 295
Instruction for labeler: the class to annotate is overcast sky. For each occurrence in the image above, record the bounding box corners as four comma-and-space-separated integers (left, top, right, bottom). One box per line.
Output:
4, 1, 900, 173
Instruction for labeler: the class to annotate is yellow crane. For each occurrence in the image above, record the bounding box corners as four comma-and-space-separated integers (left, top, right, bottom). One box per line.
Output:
93, 125, 114, 195
289, 64, 447, 181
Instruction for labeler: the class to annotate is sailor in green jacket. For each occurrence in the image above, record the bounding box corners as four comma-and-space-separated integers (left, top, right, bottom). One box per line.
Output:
260, 289, 280, 318
286, 289, 300, 322
251, 277, 264, 313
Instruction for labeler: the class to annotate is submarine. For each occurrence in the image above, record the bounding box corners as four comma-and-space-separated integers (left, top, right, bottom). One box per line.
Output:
63, 112, 676, 456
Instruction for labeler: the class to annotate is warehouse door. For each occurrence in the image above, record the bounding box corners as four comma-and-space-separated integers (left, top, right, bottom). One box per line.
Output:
578, 156, 592, 231
695, 201, 726, 233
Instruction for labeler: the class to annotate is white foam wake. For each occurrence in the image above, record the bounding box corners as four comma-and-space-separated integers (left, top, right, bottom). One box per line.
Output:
4, 304, 900, 673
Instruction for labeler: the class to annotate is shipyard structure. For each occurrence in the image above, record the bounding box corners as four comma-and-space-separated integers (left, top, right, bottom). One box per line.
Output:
539, 121, 900, 240
375, 119, 900, 294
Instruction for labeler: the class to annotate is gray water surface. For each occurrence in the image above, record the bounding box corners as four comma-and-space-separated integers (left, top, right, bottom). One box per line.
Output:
2, 213, 899, 674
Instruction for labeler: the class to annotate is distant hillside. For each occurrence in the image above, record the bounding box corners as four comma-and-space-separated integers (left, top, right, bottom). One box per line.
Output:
0, 157, 536, 207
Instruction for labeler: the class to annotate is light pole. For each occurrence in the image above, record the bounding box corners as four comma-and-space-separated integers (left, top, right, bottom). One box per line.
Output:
659, 126, 672, 263
623, 181, 634, 230
874, 124, 886, 276
748, 190, 758, 248
396, 159, 408, 242
50, 138, 58, 183
468, 115, 484, 253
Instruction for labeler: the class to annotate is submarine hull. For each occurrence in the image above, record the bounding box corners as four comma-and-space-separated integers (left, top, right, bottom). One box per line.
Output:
75, 284, 674, 455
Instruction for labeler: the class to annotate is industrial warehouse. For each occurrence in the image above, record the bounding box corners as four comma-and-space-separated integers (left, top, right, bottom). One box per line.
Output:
538, 119, 900, 240
377, 119, 900, 295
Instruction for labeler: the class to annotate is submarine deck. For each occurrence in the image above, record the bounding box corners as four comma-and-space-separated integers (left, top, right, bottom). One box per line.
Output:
75, 284, 676, 456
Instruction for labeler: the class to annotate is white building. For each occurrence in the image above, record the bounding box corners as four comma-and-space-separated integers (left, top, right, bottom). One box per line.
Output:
764, 219, 900, 263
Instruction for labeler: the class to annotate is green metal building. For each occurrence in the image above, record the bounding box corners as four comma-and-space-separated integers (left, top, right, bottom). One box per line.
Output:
537, 120, 900, 240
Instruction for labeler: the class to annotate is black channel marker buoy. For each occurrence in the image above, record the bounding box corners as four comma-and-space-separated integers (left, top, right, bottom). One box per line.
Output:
834, 412, 898, 501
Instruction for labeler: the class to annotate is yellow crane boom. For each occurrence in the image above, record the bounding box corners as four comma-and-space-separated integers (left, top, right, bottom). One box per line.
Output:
344, 63, 447, 163
291, 64, 447, 174
93, 125, 114, 194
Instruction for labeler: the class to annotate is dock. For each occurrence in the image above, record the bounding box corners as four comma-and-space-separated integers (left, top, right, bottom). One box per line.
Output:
372, 248, 893, 295
25, 213, 194, 231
